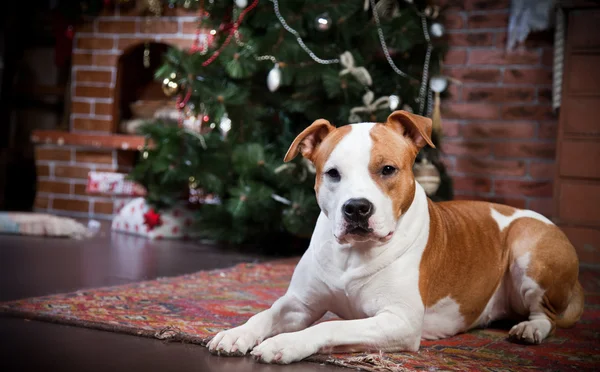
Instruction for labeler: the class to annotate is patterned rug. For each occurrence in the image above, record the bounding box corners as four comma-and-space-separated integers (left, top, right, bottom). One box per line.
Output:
1, 260, 599, 371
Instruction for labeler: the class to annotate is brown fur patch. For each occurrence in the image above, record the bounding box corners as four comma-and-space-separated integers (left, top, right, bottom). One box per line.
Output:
311, 125, 352, 194
418, 201, 582, 331
369, 124, 419, 219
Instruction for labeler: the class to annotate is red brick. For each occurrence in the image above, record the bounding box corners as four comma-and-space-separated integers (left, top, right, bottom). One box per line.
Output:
441, 120, 460, 137
436, 0, 465, 11
35, 148, 71, 162
529, 161, 555, 179
444, 13, 464, 29
444, 49, 467, 65
54, 165, 93, 179
453, 194, 527, 209
462, 87, 535, 102
465, 0, 510, 10
34, 196, 50, 209
442, 141, 493, 156
443, 67, 502, 83
72, 101, 92, 115
468, 12, 509, 28
72, 52, 93, 66
141, 20, 178, 34
455, 157, 526, 176
76, 37, 114, 50
75, 70, 112, 84
118, 38, 148, 51
537, 87, 552, 103
98, 20, 136, 34
503, 68, 552, 85
73, 118, 113, 132
541, 48, 553, 67
37, 180, 70, 194
528, 198, 554, 217
461, 122, 536, 139
539, 121, 558, 139
442, 103, 500, 120
94, 200, 114, 214
468, 49, 540, 65
181, 21, 198, 34
36, 165, 50, 177
73, 183, 88, 196
447, 84, 461, 101
94, 54, 119, 67
501, 105, 555, 120
452, 176, 492, 193
74, 86, 113, 99
494, 142, 556, 159
494, 179, 553, 197
494, 31, 549, 49
53, 198, 90, 213
94, 102, 114, 116
446, 32, 494, 46
75, 150, 114, 165
162, 38, 194, 50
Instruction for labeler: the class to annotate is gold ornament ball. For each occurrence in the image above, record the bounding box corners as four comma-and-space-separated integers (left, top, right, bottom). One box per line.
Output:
162, 77, 180, 97
413, 159, 441, 196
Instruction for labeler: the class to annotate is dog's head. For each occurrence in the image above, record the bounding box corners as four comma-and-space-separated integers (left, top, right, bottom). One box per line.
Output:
284, 110, 435, 245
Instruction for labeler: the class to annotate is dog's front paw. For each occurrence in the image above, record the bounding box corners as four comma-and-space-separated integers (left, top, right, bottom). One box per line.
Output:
250, 333, 317, 364
206, 326, 262, 356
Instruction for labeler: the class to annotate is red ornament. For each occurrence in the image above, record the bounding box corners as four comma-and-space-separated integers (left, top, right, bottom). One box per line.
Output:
143, 209, 163, 230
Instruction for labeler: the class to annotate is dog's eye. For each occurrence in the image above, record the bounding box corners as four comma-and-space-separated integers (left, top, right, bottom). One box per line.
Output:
326, 168, 341, 181
381, 165, 397, 176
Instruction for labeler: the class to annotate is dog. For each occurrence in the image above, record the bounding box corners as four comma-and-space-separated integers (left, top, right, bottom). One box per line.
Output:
207, 110, 584, 364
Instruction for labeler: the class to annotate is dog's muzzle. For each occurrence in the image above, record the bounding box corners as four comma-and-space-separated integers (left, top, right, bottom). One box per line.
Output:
342, 198, 374, 235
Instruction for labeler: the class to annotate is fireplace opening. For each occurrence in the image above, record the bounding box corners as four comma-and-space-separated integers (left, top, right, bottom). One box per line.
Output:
115, 42, 174, 134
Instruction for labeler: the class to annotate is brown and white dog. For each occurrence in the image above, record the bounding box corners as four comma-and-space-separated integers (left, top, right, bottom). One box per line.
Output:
207, 110, 584, 364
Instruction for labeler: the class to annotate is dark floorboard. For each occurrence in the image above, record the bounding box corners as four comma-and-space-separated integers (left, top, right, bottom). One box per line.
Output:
0, 222, 343, 372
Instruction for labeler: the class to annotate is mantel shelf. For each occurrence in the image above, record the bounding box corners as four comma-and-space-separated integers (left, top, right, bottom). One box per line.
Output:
31, 130, 147, 151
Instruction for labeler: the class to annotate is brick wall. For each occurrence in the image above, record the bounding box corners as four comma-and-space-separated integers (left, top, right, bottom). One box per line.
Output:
71, 14, 201, 133
34, 145, 136, 219
440, 0, 557, 217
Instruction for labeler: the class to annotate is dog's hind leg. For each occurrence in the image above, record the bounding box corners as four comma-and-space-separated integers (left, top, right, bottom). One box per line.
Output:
505, 217, 583, 344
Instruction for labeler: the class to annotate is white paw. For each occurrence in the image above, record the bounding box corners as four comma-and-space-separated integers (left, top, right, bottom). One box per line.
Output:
508, 320, 549, 344
206, 326, 262, 356
250, 333, 317, 364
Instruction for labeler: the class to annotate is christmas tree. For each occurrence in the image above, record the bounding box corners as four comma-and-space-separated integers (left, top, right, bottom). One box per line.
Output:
129, 0, 453, 251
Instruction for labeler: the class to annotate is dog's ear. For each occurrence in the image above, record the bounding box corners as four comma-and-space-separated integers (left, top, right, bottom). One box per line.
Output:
284, 119, 335, 162
386, 110, 435, 149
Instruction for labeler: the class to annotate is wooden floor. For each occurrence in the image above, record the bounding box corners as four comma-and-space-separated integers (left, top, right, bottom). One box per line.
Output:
0, 222, 342, 372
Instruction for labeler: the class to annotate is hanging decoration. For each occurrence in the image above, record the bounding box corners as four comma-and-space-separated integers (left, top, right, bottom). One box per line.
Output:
348, 91, 390, 123
429, 76, 447, 134
235, 0, 248, 8
162, 73, 181, 97
430, 22, 445, 38
389, 95, 400, 111
413, 158, 441, 196
339, 51, 373, 87
267, 63, 282, 92
143, 41, 151, 68
219, 112, 232, 138
315, 12, 333, 31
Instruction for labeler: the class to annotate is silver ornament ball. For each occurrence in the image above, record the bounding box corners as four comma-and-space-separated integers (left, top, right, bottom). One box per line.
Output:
234, 0, 247, 8
389, 95, 400, 111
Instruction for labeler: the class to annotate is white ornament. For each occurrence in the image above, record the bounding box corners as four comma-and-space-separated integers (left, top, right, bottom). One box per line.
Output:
430, 22, 445, 38
219, 113, 232, 138
267, 63, 281, 92
389, 95, 400, 110
235, 0, 248, 8
402, 104, 413, 113
339, 51, 372, 86
429, 76, 448, 93
315, 13, 332, 31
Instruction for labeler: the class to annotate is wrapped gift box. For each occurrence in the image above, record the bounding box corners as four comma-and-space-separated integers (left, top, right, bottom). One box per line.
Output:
87, 172, 146, 196
111, 197, 199, 240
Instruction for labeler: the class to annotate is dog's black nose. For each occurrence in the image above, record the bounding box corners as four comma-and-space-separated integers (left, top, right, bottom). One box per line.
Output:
343, 198, 374, 222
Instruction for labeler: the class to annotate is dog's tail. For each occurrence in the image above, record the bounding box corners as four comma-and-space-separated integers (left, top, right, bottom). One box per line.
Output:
556, 280, 584, 328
